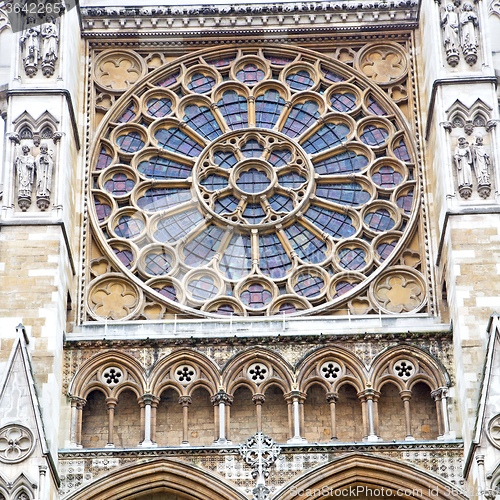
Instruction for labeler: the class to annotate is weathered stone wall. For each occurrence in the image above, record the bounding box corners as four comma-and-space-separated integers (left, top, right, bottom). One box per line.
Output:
304, 384, 331, 443
378, 383, 406, 441
82, 390, 108, 448
336, 385, 364, 442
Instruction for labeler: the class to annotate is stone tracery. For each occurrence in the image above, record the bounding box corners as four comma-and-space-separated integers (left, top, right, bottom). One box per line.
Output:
88, 45, 424, 319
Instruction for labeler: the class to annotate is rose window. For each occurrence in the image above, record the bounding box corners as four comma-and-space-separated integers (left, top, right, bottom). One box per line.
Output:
89, 47, 419, 318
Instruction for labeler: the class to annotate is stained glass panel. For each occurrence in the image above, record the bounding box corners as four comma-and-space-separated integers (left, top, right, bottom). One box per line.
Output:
219, 233, 252, 280
286, 70, 314, 91
316, 183, 370, 207
187, 73, 216, 93
154, 209, 204, 243
314, 151, 369, 175
338, 248, 366, 270
217, 91, 248, 130
294, 273, 324, 298
137, 188, 192, 212
302, 123, 350, 154
281, 101, 320, 138
259, 233, 292, 279
364, 209, 395, 232
183, 225, 225, 267
284, 223, 327, 264
147, 98, 172, 118
114, 215, 144, 239
304, 205, 356, 238
183, 104, 222, 141
255, 90, 286, 129
155, 127, 203, 157
138, 156, 192, 180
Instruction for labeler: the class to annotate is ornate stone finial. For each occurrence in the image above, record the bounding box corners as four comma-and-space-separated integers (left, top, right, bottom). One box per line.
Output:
239, 432, 281, 500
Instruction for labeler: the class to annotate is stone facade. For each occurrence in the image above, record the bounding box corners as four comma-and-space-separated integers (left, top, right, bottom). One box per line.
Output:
1, 0, 500, 499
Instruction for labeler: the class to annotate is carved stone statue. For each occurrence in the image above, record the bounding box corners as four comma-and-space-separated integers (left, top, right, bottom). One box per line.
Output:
20, 17, 40, 78
41, 16, 59, 77
472, 135, 492, 198
35, 143, 54, 210
15, 145, 35, 211
460, 2, 479, 65
441, 3, 460, 66
454, 136, 473, 199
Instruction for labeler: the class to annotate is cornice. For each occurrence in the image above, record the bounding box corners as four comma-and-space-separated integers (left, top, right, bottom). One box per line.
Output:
80, 0, 418, 35
59, 439, 464, 459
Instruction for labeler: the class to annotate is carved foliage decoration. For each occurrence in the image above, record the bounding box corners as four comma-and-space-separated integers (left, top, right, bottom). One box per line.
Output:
0, 425, 35, 464
444, 99, 495, 199
20, 15, 60, 77
9, 111, 61, 212
87, 45, 424, 320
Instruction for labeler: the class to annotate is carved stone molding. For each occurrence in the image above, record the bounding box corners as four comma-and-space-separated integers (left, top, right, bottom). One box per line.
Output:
0, 424, 35, 464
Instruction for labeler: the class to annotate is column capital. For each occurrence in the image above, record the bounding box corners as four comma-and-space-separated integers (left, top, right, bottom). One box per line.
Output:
476, 454, 485, 466
431, 387, 447, 400
105, 397, 119, 408
70, 395, 87, 408
39, 465, 47, 476
139, 393, 155, 405
211, 390, 234, 406
326, 392, 339, 404
284, 390, 306, 403
399, 390, 412, 401
252, 393, 266, 405
358, 388, 380, 401
179, 395, 192, 406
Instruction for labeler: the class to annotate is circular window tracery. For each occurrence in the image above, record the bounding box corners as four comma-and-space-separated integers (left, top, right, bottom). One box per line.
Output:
89, 46, 419, 318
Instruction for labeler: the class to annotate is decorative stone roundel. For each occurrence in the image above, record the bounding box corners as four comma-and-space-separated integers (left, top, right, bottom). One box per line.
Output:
247, 363, 270, 384
174, 364, 197, 385
101, 366, 123, 387
89, 45, 418, 318
319, 360, 342, 381
393, 359, 415, 380
0, 424, 35, 463
488, 414, 500, 449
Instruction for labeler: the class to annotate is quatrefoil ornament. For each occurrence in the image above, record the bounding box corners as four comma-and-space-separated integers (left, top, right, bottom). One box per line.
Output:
0, 425, 35, 463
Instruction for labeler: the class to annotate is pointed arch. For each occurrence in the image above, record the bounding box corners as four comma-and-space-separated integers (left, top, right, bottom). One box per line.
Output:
222, 347, 294, 396
149, 348, 220, 398
68, 350, 146, 400
64, 458, 248, 500
370, 344, 449, 392
272, 452, 467, 500
296, 346, 368, 394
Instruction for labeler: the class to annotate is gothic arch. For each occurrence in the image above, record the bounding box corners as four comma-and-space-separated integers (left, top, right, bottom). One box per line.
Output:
369, 344, 448, 393
297, 346, 368, 394
149, 348, 220, 397
68, 350, 146, 400
272, 453, 467, 500
222, 347, 294, 396
64, 458, 248, 500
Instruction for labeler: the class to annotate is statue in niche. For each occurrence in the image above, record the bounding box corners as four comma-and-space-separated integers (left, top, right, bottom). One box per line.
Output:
41, 16, 59, 77
441, 3, 460, 66
472, 135, 492, 198
15, 145, 35, 211
460, 2, 479, 65
454, 136, 473, 199
20, 17, 40, 77
35, 143, 54, 210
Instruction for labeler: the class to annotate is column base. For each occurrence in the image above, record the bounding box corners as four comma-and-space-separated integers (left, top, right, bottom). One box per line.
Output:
330, 437, 339, 442
287, 437, 307, 444
68, 442, 83, 449
404, 435, 415, 441
139, 440, 158, 447
367, 434, 382, 442
214, 438, 232, 445
105, 443, 115, 448
180, 441, 190, 447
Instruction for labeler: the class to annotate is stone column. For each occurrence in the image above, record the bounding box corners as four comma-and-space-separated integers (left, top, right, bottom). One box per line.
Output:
105, 397, 118, 448
211, 391, 233, 444
151, 396, 159, 444
140, 394, 157, 447
179, 396, 192, 446
476, 455, 486, 500
252, 393, 265, 433
69, 396, 85, 448
326, 392, 339, 441
431, 388, 444, 438
138, 397, 146, 443
400, 390, 414, 441
359, 389, 380, 441
285, 391, 307, 443
440, 387, 451, 437
38, 465, 47, 500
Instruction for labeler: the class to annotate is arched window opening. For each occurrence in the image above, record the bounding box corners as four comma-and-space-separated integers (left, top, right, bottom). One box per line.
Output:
81, 389, 108, 448
304, 384, 331, 443
262, 385, 288, 443
378, 382, 406, 441
156, 388, 183, 446
336, 384, 363, 442
114, 389, 141, 447
189, 387, 215, 446
229, 386, 255, 444
411, 382, 439, 440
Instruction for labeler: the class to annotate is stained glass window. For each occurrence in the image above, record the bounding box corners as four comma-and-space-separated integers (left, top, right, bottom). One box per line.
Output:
255, 90, 286, 129
214, 195, 239, 214
294, 273, 324, 298
259, 233, 292, 279
372, 166, 403, 188
240, 283, 272, 308
214, 150, 238, 169
286, 70, 314, 91
154, 285, 178, 302
220, 234, 252, 280
278, 172, 306, 189
236, 64, 265, 84
187, 73, 216, 93
183, 104, 222, 141
114, 248, 134, 268
268, 194, 293, 212
201, 174, 228, 191
137, 188, 191, 212
156, 72, 179, 87
243, 203, 266, 224
183, 225, 225, 267
268, 149, 292, 168
330, 93, 357, 112
217, 91, 248, 130
155, 127, 203, 156
338, 248, 366, 270
393, 139, 411, 162
237, 169, 270, 193
94, 198, 112, 222
188, 276, 218, 300
377, 240, 397, 261
241, 139, 264, 158
304, 205, 356, 238
281, 101, 320, 138
117, 103, 136, 123
360, 125, 388, 147
153, 209, 204, 243
367, 96, 387, 116
145, 252, 172, 275
397, 189, 414, 214
364, 209, 395, 232
104, 173, 134, 196
114, 216, 144, 239
138, 157, 191, 179
147, 98, 172, 118
96, 147, 113, 170
284, 223, 327, 264
302, 123, 350, 154
314, 151, 369, 175
316, 183, 371, 207
116, 132, 145, 153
